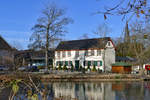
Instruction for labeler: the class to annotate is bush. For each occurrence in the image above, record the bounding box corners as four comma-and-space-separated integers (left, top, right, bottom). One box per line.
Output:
71, 64, 74, 72
81, 67, 85, 73
58, 64, 62, 70
37, 66, 44, 69
63, 65, 67, 70
79, 66, 83, 71
87, 65, 91, 71
92, 65, 97, 72
115, 75, 120, 79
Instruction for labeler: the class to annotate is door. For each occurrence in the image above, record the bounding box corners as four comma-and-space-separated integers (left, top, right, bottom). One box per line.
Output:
75, 60, 79, 70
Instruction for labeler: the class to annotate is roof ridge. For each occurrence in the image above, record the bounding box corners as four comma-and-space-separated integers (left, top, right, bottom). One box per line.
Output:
0, 35, 12, 50
61, 37, 110, 43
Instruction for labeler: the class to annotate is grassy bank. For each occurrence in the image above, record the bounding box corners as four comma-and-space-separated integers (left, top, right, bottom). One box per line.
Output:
40, 73, 145, 82
0, 72, 149, 82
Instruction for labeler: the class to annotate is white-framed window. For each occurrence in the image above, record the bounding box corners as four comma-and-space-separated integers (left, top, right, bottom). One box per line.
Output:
57, 51, 60, 58
62, 51, 66, 58
75, 51, 79, 57
108, 41, 111, 46
98, 61, 102, 66
97, 50, 101, 56
85, 50, 88, 56
88, 50, 91, 56
84, 61, 88, 66
91, 50, 94, 56
68, 51, 71, 57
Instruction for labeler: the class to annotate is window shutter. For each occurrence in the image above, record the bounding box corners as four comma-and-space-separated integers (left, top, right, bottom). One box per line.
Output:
83, 61, 86, 66
94, 61, 97, 66
88, 61, 91, 66
100, 61, 102, 66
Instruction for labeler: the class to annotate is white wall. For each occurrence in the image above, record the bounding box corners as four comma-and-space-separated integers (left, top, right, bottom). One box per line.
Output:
54, 40, 115, 71
55, 49, 104, 70
104, 41, 116, 71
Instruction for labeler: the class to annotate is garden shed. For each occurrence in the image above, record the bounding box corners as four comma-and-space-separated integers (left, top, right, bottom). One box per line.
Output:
112, 62, 132, 74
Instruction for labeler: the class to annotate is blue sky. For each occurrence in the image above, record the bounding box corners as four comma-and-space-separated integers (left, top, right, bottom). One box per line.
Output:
0, 0, 127, 49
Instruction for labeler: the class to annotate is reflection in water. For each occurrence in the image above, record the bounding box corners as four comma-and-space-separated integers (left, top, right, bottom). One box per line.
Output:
52, 82, 150, 100
53, 82, 104, 100
1, 81, 150, 100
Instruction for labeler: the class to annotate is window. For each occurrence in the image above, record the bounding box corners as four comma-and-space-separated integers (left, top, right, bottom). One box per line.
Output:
83, 61, 88, 66
62, 61, 65, 66
57, 61, 62, 66
88, 61, 91, 66
91, 50, 94, 56
94, 61, 98, 66
56, 51, 60, 58
56, 61, 59, 66
75, 51, 79, 57
97, 50, 101, 56
88, 50, 91, 56
108, 41, 111, 46
91, 61, 94, 66
100, 61, 102, 66
83, 61, 86, 66
85, 50, 88, 56
57, 51, 60, 58
65, 61, 68, 66
69, 61, 73, 66
68, 51, 71, 57
62, 51, 66, 58
98, 61, 102, 66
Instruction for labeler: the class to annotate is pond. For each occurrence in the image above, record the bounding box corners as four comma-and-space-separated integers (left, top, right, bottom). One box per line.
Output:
1, 81, 150, 100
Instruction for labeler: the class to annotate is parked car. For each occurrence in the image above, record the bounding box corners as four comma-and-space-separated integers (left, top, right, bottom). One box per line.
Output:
0, 65, 9, 71
18, 66, 27, 71
27, 66, 39, 72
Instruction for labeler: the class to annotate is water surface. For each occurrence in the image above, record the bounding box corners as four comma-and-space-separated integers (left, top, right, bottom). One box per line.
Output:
1, 81, 150, 100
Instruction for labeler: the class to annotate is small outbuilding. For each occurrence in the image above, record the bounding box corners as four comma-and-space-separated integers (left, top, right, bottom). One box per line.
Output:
112, 62, 132, 74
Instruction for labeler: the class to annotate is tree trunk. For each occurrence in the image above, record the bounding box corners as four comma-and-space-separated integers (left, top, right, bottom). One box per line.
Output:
45, 50, 48, 70
45, 27, 49, 70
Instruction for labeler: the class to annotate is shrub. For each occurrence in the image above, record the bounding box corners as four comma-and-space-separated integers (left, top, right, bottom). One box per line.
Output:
79, 66, 83, 71
115, 76, 120, 79
63, 65, 67, 70
87, 65, 91, 71
37, 66, 44, 69
92, 65, 97, 72
81, 67, 85, 73
58, 64, 62, 70
71, 64, 74, 72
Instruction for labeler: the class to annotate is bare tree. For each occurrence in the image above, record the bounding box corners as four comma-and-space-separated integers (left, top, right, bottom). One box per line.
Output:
96, 0, 150, 20
94, 23, 111, 37
93, 23, 111, 72
29, 3, 73, 70
28, 33, 44, 50
11, 41, 23, 50
130, 20, 150, 73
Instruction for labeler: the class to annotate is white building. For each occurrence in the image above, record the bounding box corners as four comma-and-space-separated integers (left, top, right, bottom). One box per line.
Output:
54, 37, 115, 72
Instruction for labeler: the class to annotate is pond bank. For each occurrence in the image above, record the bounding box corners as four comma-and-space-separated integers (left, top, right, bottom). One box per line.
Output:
40, 73, 145, 82
0, 72, 149, 82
